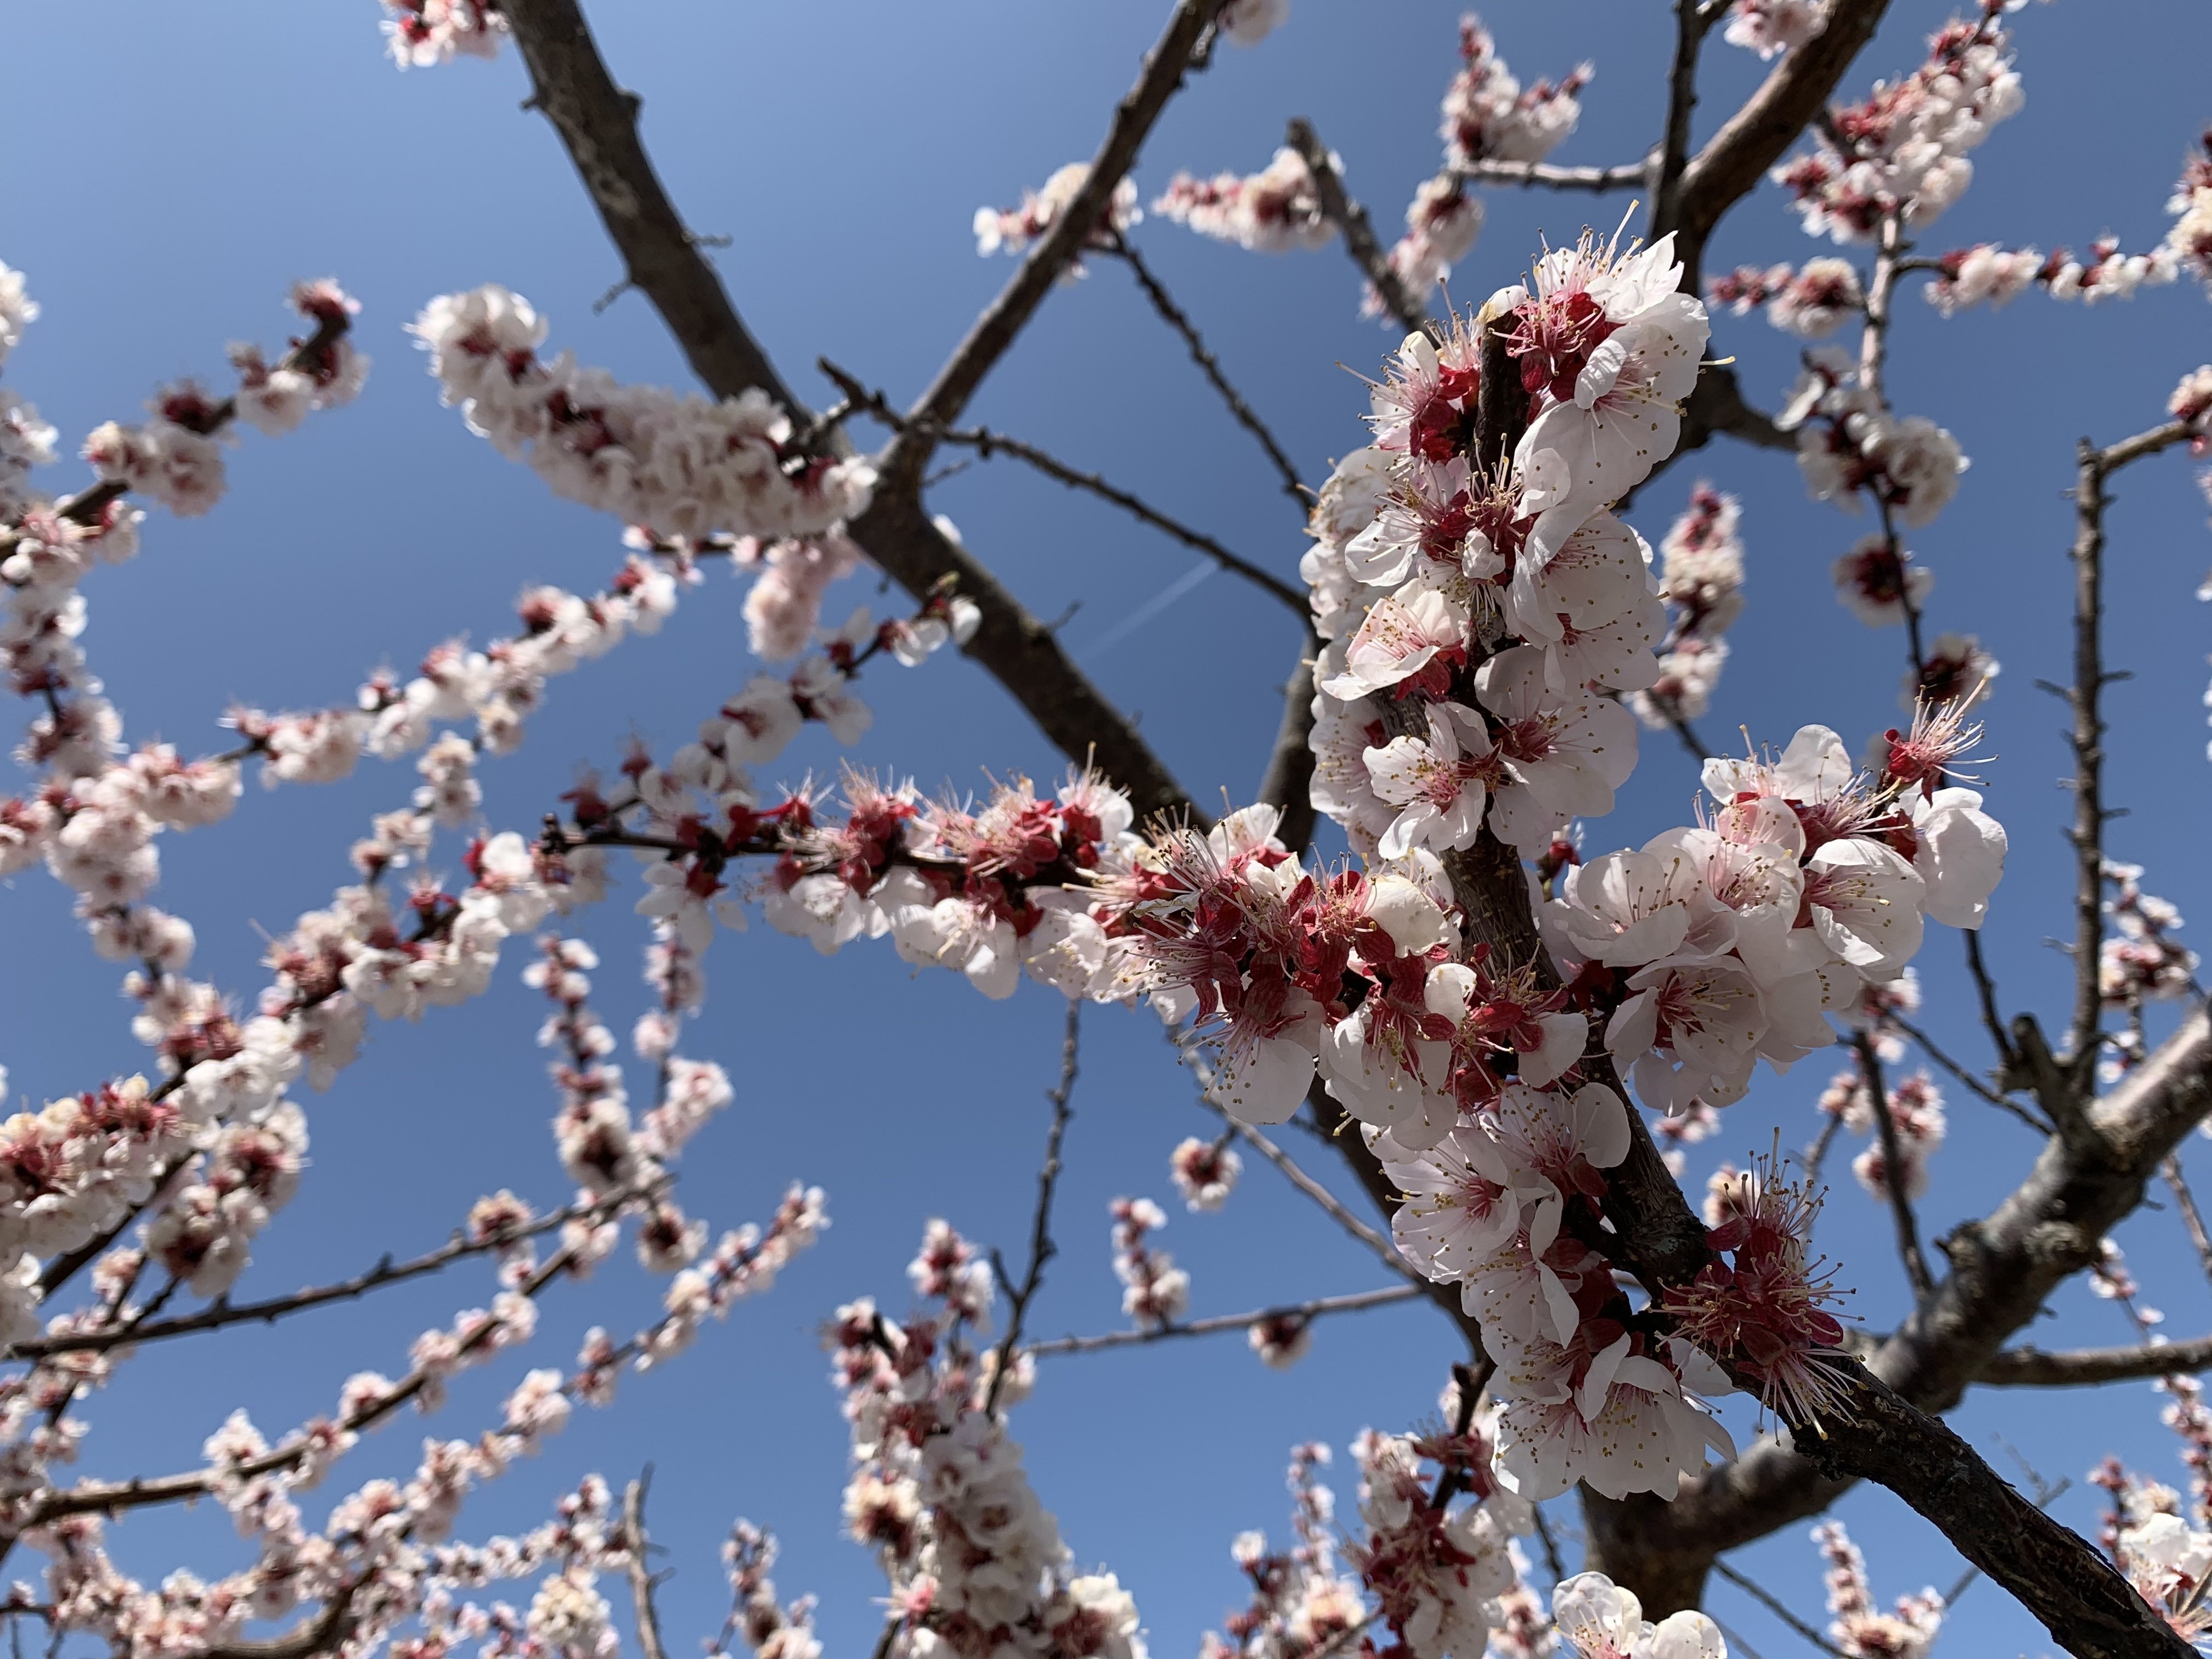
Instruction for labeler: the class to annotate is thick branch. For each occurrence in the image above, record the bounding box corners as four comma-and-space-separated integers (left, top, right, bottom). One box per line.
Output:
501, 0, 1210, 825
1255, 625, 1322, 855
1979, 1332, 2212, 1387
1284, 118, 1434, 340
1666, 0, 1897, 287
501, 0, 803, 409
1609, 1003, 2212, 1634
620, 1476, 672, 1659
895, 0, 1230, 452
1651, 0, 1710, 235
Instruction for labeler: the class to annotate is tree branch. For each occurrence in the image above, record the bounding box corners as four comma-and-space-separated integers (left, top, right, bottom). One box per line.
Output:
2064, 435, 2115, 1071
823, 362, 1307, 614
500, 0, 805, 410
1102, 233, 1307, 514
1283, 117, 1435, 340
620, 1474, 672, 1659
1852, 1034, 1934, 1301
1963, 929, 2019, 1073
2165, 1153, 2212, 1289
1710, 1561, 1846, 1659
1255, 625, 1322, 855
1978, 1331, 2212, 1387
1454, 159, 1655, 194
986, 1002, 1081, 1414
14, 1184, 647, 1359
1651, 0, 1711, 237
1886, 1013, 2050, 1133
1600, 1002, 2212, 1639
1665, 0, 1897, 290
501, 0, 1211, 824
891, 0, 1232, 456
1025, 1283, 1419, 1357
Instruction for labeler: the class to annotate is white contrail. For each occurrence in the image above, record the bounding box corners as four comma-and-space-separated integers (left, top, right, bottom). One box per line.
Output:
1079, 558, 1218, 663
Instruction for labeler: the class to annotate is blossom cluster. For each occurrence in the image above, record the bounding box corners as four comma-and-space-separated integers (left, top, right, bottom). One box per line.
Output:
78, 279, 369, 517
1341, 1420, 1525, 1659
1722, 0, 1831, 60
1200, 1444, 1366, 1659
1769, 5, 2025, 242
1368, 12, 1588, 324
1549, 1572, 1726, 1659
1810, 1521, 1944, 1659
1108, 1197, 1190, 1327
720, 1520, 825, 1659
1098, 220, 2011, 1497
1201, 1402, 1581, 1659
830, 1221, 1145, 1659
1783, 348, 1968, 537
1707, 259, 1865, 338
1630, 482, 1746, 728
0, 275, 385, 1340
1169, 1135, 1241, 1211
1921, 133, 2212, 312
12, 1124, 822, 1659
2091, 1420, 2212, 1655
380, 0, 508, 68
1440, 15, 1589, 173
2099, 860, 2199, 1078
1153, 149, 1334, 255
1821, 1062, 1947, 1202
413, 285, 877, 545
973, 165, 1142, 273
242, 541, 684, 793
542, 731, 1146, 1004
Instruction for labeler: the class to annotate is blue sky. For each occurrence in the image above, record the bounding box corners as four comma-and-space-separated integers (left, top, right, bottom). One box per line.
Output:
3, 3, 2211, 1656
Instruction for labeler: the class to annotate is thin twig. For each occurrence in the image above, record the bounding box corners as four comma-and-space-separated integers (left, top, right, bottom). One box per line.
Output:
14, 1184, 651, 1358
1712, 1560, 1847, 1658
824, 360, 1305, 614
1802, 1111, 1845, 1190
1283, 117, 1435, 340
1102, 234, 1306, 514
1024, 1283, 1419, 1357
2165, 1155, 2212, 1290
1886, 1013, 2050, 1133
1529, 1503, 1568, 1587
986, 1002, 1082, 1413
1190, 1092, 1410, 1283
1853, 1032, 1934, 1301
1712, 1619, 1770, 1659
1962, 929, 2017, 1073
